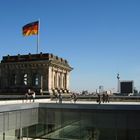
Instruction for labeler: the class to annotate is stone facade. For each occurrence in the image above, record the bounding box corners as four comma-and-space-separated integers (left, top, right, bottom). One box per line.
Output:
0, 53, 73, 95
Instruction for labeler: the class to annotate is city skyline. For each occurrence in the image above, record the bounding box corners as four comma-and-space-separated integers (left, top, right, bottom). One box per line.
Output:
0, 0, 140, 92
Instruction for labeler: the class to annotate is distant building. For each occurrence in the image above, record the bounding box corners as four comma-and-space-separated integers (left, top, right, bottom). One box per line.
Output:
119, 80, 134, 96
0, 53, 73, 95
99, 85, 104, 94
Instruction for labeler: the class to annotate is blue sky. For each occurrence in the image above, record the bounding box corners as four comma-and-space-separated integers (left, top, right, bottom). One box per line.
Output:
0, 0, 140, 92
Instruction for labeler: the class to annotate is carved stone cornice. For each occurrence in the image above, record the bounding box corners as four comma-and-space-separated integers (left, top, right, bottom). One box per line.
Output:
49, 60, 73, 72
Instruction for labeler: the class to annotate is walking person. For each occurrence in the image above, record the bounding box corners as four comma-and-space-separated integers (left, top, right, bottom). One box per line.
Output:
70, 93, 73, 103
28, 89, 32, 102
73, 93, 77, 103
40, 88, 43, 95
102, 93, 105, 103
58, 93, 62, 103
97, 94, 101, 104
105, 93, 109, 103
54, 93, 58, 103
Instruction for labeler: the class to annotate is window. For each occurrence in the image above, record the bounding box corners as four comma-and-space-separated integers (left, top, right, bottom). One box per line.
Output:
32, 74, 40, 86
23, 74, 28, 85
34, 74, 39, 86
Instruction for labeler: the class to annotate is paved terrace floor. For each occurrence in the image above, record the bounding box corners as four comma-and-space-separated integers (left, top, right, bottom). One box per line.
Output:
0, 98, 140, 105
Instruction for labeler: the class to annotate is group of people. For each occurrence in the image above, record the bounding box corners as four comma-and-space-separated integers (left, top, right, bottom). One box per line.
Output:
70, 93, 77, 103
53, 92, 77, 103
97, 93, 109, 104
24, 90, 110, 104
24, 89, 36, 102
54, 93, 62, 103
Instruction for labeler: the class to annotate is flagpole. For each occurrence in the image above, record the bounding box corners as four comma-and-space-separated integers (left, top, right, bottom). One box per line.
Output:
37, 19, 40, 54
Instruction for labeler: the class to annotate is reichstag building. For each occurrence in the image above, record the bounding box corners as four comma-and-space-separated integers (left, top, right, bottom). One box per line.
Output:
0, 53, 73, 94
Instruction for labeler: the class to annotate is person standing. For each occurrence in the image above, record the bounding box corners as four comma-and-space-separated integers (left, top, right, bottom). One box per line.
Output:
58, 93, 62, 103
97, 94, 101, 104
32, 91, 36, 102
54, 93, 58, 103
73, 93, 77, 103
106, 93, 109, 103
70, 93, 73, 103
40, 88, 43, 95
28, 89, 32, 102
102, 93, 105, 103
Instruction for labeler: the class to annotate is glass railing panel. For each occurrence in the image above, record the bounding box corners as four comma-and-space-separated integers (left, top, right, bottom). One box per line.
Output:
5, 129, 16, 140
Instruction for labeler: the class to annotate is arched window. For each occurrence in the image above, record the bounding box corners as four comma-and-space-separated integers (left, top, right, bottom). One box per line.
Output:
32, 74, 40, 86
23, 74, 28, 85
34, 74, 39, 86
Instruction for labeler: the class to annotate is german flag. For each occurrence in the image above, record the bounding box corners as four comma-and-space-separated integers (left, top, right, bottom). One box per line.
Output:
23, 21, 39, 36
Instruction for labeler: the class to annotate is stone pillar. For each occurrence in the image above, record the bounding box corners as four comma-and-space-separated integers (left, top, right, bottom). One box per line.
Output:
56, 71, 59, 89
48, 67, 53, 93
61, 73, 64, 89
52, 69, 54, 89
66, 72, 70, 91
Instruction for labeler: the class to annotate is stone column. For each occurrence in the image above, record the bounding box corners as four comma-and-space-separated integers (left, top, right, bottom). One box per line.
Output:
48, 67, 53, 93
61, 73, 63, 89
51, 68, 55, 89
56, 71, 59, 89
66, 72, 70, 90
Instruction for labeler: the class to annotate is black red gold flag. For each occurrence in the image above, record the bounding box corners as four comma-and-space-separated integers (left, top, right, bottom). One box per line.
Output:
23, 21, 39, 36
